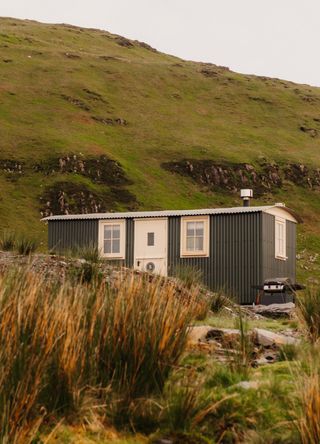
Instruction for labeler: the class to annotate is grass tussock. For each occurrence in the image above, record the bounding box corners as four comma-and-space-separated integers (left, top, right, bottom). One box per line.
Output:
0, 231, 38, 255
292, 351, 320, 444
0, 230, 16, 251
16, 237, 38, 255
210, 290, 233, 313
173, 265, 203, 290
296, 288, 320, 343
0, 267, 202, 441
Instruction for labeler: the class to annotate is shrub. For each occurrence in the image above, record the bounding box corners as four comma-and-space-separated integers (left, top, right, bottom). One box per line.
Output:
296, 288, 320, 343
0, 230, 16, 251
16, 236, 38, 255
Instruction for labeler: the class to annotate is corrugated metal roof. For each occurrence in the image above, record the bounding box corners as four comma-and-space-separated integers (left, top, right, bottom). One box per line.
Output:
42, 204, 301, 222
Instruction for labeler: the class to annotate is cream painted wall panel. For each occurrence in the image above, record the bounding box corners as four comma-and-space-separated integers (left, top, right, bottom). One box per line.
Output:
134, 218, 168, 276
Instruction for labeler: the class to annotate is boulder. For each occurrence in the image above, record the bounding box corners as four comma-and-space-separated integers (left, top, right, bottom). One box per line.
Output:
187, 325, 213, 343
253, 328, 299, 347
251, 303, 295, 319
187, 326, 241, 347
235, 380, 260, 390
206, 328, 241, 342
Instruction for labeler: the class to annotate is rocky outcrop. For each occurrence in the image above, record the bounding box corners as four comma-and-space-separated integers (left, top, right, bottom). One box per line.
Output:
60, 94, 90, 111
40, 181, 137, 217
92, 116, 128, 126
0, 159, 24, 175
34, 154, 131, 186
163, 159, 320, 195
300, 126, 318, 137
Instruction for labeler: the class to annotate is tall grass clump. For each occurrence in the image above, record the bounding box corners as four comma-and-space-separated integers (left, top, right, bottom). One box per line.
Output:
16, 236, 38, 255
209, 290, 233, 313
67, 244, 102, 283
296, 288, 320, 343
226, 311, 254, 377
69, 243, 101, 263
173, 265, 203, 289
292, 352, 320, 444
94, 275, 201, 398
0, 270, 63, 442
0, 266, 203, 439
0, 230, 16, 251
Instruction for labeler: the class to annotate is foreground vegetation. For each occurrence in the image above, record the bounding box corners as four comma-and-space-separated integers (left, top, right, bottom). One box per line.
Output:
1, 256, 320, 443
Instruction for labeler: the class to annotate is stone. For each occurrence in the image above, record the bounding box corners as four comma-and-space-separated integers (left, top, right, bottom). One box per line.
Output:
235, 380, 260, 390
253, 328, 299, 347
187, 325, 213, 343
206, 328, 241, 341
251, 303, 295, 319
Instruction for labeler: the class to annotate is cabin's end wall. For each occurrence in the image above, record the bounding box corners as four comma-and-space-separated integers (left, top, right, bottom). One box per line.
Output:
261, 213, 296, 282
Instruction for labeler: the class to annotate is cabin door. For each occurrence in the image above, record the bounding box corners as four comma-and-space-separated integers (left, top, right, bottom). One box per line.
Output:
134, 218, 168, 276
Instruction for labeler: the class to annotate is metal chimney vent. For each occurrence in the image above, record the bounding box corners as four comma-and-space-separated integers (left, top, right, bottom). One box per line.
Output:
240, 189, 253, 207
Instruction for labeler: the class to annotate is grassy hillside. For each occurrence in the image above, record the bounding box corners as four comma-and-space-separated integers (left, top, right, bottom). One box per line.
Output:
1, 17, 320, 281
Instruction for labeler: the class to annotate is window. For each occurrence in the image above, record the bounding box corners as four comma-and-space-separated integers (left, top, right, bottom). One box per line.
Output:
181, 216, 209, 257
275, 217, 286, 259
99, 220, 125, 259
147, 232, 155, 246
104, 224, 120, 254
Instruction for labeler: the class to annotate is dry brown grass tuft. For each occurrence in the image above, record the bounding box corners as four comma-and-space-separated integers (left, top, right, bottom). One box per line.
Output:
0, 267, 203, 441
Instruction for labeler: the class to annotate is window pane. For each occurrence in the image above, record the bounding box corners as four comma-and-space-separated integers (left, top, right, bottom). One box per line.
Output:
275, 220, 285, 256
104, 239, 111, 254
104, 226, 112, 240
147, 232, 155, 246
195, 237, 204, 251
187, 222, 195, 236
195, 222, 204, 236
112, 225, 120, 239
112, 239, 120, 253
186, 237, 195, 251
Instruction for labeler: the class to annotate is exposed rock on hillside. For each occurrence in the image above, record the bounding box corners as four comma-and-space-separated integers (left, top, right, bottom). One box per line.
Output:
163, 160, 320, 195
300, 126, 319, 137
34, 154, 131, 186
40, 181, 137, 217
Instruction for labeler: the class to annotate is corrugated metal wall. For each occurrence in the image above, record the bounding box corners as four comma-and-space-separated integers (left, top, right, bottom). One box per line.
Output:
167, 214, 262, 304
261, 213, 296, 282
124, 219, 134, 268
48, 212, 297, 304
212, 213, 262, 304
167, 216, 213, 288
48, 219, 134, 268
48, 220, 98, 252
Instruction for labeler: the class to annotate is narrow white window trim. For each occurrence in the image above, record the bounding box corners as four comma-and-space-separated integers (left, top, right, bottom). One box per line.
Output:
275, 217, 287, 260
98, 219, 126, 259
180, 216, 209, 257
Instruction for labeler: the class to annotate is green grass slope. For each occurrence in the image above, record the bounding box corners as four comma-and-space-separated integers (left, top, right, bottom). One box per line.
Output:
0, 17, 320, 281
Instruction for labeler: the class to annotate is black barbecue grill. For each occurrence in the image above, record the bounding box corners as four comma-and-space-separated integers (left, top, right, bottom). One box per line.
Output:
253, 278, 305, 305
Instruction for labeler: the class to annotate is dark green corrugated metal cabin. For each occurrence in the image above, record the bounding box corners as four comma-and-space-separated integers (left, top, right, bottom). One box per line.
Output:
43, 203, 301, 304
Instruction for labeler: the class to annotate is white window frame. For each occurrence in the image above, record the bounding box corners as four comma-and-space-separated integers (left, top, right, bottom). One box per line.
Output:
98, 219, 126, 259
180, 216, 209, 257
275, 217, 287, 260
